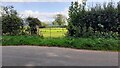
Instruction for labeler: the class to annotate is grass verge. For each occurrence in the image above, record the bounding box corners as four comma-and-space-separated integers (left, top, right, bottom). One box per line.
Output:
2, 35, 119, 51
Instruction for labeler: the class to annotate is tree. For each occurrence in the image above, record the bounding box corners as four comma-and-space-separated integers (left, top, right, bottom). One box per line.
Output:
67, 1, 79, 37
26, 17, 41, 35
41, 22, 48, 28
53, 14, 66, 26
117, 1, 120, 35
52, 20, 58, 25
2, 6, 23, 35
68, 1, 118, 38
68, 1, 87, 37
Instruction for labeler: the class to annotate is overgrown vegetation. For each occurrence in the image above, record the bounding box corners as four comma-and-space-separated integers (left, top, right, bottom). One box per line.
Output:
1, 1, 120, 51
1, 6, 43, 36
2, 6, 23, 35
67, 1, 120, 38
2, 36, 119, 51
26, 17, 42, 35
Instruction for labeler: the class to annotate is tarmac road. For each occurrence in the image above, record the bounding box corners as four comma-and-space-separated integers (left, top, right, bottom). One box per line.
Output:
2, 46, 118, 66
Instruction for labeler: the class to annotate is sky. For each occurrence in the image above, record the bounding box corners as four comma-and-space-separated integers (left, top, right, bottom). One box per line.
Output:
0, 0, 120, 23
1, 2, 70, 23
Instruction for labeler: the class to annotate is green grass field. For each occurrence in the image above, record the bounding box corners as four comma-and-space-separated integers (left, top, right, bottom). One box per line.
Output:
39, 28, 67, 37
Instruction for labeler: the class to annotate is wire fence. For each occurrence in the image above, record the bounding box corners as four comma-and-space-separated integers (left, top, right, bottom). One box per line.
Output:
38, 27, 67, 38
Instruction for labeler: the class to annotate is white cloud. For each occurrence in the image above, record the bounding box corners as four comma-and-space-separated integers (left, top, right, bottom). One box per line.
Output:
19, 8, 69, 23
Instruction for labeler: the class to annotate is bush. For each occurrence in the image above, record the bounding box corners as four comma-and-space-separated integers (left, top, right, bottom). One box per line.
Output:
2, 36, 119, 51
68, 1, 120, 38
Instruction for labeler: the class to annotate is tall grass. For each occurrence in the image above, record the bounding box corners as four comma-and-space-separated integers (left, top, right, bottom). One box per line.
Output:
2, 36, 119, 51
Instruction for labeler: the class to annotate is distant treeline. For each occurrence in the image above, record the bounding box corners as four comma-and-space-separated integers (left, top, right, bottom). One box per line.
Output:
67, 1, 120, 38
